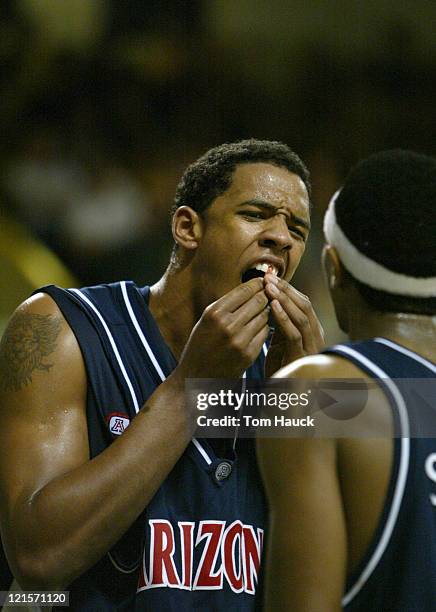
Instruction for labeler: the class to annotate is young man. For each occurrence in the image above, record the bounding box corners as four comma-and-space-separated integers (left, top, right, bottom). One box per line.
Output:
258, 150, 436, 611
0, 140, 323, 609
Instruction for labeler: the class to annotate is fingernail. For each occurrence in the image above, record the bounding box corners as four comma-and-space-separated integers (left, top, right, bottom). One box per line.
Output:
265, 273, 279, 284
268, 283, 279, 295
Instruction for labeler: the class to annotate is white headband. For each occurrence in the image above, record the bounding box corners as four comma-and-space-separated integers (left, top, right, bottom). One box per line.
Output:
323, 191, 436, 297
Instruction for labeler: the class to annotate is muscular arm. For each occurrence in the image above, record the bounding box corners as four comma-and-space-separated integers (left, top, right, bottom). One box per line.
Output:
257, 356, 393, 611
258, 436, 346, 611
0, 278, 269, 590
0, 294, 195, 589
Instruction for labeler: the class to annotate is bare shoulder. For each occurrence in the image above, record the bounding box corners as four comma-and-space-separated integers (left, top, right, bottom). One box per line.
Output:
272, 350, 393, 438
0, 294, 89, 522
273, 352, 369, 380
0, 292, 85, 405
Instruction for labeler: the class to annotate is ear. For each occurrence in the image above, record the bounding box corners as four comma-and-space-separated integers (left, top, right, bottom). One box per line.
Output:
172, 206, 203, 251
322, 245, 344, 290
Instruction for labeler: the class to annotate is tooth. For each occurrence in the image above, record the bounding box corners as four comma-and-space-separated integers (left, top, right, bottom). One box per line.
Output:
254, 263, 270, 274
253, 263, 279, 276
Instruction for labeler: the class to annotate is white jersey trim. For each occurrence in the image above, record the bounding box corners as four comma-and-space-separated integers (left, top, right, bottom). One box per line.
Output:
331, 345, 411, 608
107, 551, 139, 574
69, 288, 140, 413
191, 438, 213, 465
120, 281, 166, 383
69, 287, 143, 574
119, 282, 213, 466
374, 337, 436, 374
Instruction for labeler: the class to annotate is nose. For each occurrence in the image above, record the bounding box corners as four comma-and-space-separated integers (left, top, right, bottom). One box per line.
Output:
258, 214, 292, 250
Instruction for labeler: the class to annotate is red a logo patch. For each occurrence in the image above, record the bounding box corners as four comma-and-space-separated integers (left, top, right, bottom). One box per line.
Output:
108, 413, 130, 436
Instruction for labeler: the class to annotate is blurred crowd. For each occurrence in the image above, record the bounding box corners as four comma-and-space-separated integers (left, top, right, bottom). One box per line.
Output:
1, 0, 435, 343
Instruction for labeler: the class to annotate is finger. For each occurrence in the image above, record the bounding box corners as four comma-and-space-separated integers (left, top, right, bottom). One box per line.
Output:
229, 290, 269, 329
225, 309, 269, 367
213, 277, 264, 313
270, 299, 304, 360
265, 283, 317, 353
265, 277, 324, 351
235, 307, 270, 344
265, 274, 311, 314
246, 322, 270, 362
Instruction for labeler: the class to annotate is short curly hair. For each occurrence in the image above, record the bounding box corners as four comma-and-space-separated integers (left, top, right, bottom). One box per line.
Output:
172, 139, 310, 216
335, 149, 436, 314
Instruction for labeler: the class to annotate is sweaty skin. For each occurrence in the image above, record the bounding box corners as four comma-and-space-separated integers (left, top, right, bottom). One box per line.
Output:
258, 355, 393, 611
0, 279, 268, 589
0, 312, 62, 392
258, 244, 436, 611
152, 164, 323, 368
0, 162, 323, 590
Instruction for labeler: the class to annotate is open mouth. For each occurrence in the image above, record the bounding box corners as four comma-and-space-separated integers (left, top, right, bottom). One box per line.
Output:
241, 262, 280, 283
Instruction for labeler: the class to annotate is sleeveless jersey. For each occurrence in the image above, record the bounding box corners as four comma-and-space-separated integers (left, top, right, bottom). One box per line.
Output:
325, 338, 436, 612
40, 281, 267, 611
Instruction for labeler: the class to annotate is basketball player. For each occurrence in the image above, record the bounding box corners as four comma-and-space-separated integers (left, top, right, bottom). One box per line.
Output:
258, 150, 436, 611
0, 140, 324, 610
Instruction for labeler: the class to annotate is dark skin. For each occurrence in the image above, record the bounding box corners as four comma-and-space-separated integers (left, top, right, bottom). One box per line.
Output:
0, 162, 324, 590
152, 163, 323, 371
258, 245, 436, 611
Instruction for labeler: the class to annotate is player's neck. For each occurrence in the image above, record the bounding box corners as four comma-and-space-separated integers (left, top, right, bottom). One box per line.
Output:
349, 309, 436, 363
148, 267, 197, 360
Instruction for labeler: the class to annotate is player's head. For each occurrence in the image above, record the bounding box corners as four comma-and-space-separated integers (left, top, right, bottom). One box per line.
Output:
323, 149, 436, 330
169, 139, 311, 309
172, 139, 310, 217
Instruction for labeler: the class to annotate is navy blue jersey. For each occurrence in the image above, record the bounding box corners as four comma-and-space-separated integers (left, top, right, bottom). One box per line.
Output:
325, 338, 436, 612
40, 281, 267, 611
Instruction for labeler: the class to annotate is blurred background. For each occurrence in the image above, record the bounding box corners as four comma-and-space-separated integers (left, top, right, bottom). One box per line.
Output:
1, 0, 435, 342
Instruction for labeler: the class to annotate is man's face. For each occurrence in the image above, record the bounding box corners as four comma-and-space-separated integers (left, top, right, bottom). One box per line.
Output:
192, 162, 311, 308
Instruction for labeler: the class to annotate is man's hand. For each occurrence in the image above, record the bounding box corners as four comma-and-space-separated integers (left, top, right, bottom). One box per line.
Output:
263, 273, 325, 377
0, 294, 205, 590
177, 277, 270, 379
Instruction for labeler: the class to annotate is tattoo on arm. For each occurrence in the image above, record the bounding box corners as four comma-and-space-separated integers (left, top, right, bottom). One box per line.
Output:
0, 312, 62, 392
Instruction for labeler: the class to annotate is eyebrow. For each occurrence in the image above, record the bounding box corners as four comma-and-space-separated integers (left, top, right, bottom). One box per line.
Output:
239, 199, 311, 231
